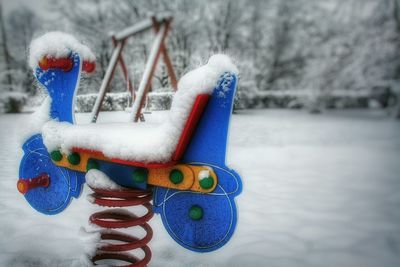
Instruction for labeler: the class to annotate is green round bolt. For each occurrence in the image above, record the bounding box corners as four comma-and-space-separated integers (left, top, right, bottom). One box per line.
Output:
86, 159, 99, 171
50, 150, 63, 162
169, 169, 184, 184
189, 205, 204, 220
67, 152, 81, 165
133, 168, 148, 183
199, 176, 214, 189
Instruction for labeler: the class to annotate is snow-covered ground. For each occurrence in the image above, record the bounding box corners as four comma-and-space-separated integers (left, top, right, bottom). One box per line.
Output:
0, 109, 399, 267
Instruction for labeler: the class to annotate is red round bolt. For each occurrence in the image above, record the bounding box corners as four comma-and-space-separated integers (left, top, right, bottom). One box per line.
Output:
17, 173, 50, 195
82, 61, 96, 73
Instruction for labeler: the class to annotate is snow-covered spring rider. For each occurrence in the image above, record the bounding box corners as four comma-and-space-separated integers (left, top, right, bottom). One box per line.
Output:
17, 32, 242, 266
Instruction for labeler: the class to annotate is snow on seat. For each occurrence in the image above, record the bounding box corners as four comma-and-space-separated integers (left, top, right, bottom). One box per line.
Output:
42, 54, 238, 164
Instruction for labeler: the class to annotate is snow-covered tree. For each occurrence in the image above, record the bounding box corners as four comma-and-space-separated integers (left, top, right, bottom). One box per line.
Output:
1, 0, 400, 113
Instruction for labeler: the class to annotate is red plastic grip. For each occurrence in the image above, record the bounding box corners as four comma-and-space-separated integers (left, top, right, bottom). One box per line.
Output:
17, 173, 50, 195
39, 57, 73, 72
38, 56, 95, 73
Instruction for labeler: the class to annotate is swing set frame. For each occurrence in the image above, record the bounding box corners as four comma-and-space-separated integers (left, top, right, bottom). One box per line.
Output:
90, 14, 178, 123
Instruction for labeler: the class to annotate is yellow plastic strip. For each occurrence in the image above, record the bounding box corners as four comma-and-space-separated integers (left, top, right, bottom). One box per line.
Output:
148, 164, 195, 190
188, 165, 218, 193
52, 151, 218, 193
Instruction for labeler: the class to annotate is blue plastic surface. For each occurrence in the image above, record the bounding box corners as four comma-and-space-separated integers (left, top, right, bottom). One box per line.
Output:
18, 53, 85, 215
35, 53, 81, 123
94, 159, 148, 190
19, 134, 85, 214
153, 73, 243, 252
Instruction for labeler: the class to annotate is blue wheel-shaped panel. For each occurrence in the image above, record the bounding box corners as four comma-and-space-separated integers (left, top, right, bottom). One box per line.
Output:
19, 134, 85, 215
154, 163, 242, 252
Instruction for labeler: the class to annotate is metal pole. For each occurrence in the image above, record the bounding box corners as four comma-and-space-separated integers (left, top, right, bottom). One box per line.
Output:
151, 17, 178, 91
90, 41, 125, 123
112, 37, 135, 104
130, 22, 171, 122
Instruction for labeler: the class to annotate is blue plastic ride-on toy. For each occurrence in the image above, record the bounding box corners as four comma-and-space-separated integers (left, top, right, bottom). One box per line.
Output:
18, 32, 242, 254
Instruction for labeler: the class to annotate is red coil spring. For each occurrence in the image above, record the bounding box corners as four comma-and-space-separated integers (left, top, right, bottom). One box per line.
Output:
88, 186, 154, 267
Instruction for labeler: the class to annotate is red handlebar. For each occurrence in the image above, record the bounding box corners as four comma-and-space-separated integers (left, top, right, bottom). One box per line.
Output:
39, 56, 96, 73
17, 173, 50, 195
